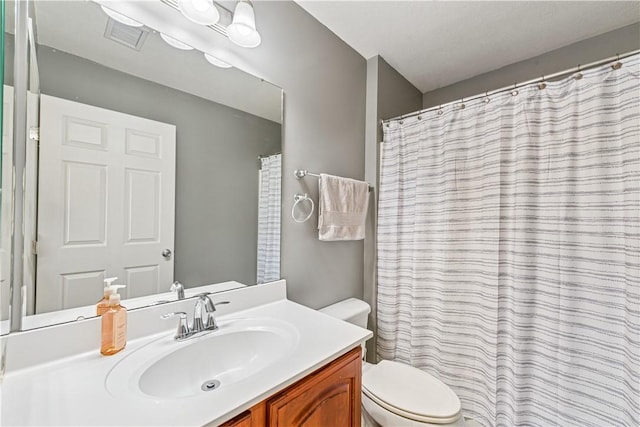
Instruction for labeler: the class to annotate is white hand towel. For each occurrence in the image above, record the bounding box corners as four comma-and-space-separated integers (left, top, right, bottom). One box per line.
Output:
318, 173, 370, 241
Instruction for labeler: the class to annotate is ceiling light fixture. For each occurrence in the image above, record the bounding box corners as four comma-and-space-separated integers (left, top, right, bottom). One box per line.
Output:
204, 53, 232, 68
227, 0, 261, 48
160, 33, 194, 50
100, 5, 144, 27
178, 0, 220, 26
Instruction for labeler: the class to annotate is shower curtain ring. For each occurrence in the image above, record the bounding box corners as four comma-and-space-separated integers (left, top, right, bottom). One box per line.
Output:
575, 65, 583, 80
612, 54, 622, 70
538, 76, 547, 90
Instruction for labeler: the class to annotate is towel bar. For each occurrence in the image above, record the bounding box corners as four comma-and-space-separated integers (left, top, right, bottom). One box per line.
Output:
294, 170, 373, 192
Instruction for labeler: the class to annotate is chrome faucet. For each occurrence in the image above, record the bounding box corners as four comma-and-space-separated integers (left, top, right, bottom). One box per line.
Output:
170, 281, 185, 300
161, 292, 220, 341
192, 292, 218, 333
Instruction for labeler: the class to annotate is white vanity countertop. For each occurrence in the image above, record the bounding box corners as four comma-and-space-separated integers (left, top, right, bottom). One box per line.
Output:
1, 292, 372, 426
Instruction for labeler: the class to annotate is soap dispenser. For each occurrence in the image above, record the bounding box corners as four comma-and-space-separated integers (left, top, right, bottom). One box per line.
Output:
100, 287, 127, 356
96, 277, 125, 316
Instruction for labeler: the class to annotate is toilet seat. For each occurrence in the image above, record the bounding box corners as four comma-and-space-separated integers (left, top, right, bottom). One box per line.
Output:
362, 360, 462, 425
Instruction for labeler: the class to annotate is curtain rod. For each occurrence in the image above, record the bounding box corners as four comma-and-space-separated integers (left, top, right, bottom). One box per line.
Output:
382, 49, 640, 125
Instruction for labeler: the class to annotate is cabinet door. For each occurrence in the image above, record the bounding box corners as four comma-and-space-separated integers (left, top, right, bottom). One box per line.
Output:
267, 347, 362, 427
220, 411, 252, 427
219, 402, 266, 427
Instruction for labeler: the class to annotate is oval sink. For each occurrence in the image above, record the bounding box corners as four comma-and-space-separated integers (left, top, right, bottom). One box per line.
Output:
106, 317, 299, 400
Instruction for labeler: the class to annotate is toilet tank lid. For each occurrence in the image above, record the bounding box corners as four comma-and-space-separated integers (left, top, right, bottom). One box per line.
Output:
319, 298, 371, 321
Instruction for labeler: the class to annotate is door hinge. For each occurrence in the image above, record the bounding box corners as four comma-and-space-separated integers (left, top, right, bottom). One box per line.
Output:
29, 126, 40, 141
31, 240, 38, 255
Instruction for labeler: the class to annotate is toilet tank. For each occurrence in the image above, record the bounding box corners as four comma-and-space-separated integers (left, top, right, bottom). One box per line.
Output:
319, 298, 371, 328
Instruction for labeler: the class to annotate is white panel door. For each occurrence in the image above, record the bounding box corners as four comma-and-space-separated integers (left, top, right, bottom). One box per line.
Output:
36, 95, 176, 313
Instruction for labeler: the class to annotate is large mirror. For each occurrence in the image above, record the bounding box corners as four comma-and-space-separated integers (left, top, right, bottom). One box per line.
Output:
1, 0, 282, 333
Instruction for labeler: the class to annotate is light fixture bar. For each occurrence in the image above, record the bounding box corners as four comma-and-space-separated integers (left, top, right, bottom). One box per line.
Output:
160, 0, 232, 36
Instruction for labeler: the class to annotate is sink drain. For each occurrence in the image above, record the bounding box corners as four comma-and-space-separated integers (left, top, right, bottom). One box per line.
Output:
201, 379, 221, 392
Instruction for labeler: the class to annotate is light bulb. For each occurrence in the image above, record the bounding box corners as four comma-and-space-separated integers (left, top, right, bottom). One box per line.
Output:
227, 1, 261, 48
237, 26, 252, 36
178, 0, 220, 26
192, 0, 210, 12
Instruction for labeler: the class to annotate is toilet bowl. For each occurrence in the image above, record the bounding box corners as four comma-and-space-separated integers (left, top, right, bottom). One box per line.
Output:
320, 298, 466, 427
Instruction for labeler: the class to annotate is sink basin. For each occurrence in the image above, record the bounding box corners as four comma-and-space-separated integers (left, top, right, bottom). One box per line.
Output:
106, 317, 299, 400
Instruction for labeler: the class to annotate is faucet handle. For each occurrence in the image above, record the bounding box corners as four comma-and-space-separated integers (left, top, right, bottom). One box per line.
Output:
203, 313, 218, 331
194, 293, 219, 331
161, 311, 191, 341
195, 292, 216, 312
170, 281, 185, 300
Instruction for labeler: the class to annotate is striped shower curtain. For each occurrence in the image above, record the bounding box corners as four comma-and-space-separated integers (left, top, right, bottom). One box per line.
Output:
377, 54, 639, 426
257, 154, 281, 284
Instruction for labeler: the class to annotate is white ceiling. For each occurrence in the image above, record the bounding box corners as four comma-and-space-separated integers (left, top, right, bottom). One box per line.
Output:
296, 1, 640, 93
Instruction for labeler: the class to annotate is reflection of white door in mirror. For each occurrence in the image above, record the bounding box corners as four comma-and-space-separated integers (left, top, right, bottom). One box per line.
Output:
35, 95, 176, 314
1, 86, 14, 321
25, 91, 40, 316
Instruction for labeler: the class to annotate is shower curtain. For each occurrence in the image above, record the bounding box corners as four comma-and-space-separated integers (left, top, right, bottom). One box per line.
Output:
257, 153, 281, 284
377, 54, 639, 427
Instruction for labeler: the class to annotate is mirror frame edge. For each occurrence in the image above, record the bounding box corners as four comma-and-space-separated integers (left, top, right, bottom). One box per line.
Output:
9, 0, 30, 333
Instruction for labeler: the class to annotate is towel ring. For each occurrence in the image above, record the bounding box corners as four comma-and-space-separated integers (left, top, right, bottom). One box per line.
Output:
292, 193, 314, 223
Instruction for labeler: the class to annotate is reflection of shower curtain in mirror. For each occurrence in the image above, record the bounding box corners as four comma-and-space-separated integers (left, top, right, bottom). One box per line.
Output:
377, 54, 639, 426
257, 154, 281, 283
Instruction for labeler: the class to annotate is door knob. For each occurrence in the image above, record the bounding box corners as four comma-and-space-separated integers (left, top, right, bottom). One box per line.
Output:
162, 249, 172, 260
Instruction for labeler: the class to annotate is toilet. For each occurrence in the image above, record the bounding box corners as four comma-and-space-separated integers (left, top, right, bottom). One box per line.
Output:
320, 298, 467, 427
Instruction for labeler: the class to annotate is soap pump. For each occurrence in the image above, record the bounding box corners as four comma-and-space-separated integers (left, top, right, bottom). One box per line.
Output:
101, 286, 127, 356
97, 277, 126, 316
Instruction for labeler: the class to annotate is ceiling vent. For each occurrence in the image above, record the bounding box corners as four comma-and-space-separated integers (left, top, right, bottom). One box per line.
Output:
104, 18, 148, 51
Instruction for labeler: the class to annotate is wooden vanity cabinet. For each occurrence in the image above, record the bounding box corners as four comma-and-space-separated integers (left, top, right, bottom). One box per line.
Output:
220, 410, 254, 427
219, 404, 265, 427
267, 346, 362, 426
220, 346, 362, 427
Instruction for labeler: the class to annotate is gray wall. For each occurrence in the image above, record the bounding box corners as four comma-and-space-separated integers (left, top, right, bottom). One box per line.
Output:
376, 57, 423, 137
35, 44, 281, 288
423, 23, 640, 108
364, 56, 422, 360
225, 2, 367, 308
